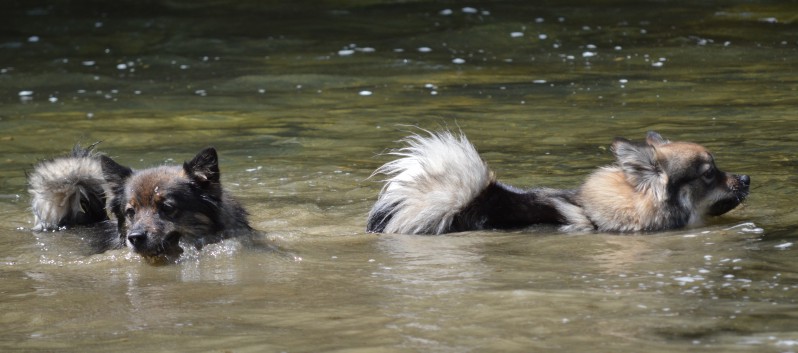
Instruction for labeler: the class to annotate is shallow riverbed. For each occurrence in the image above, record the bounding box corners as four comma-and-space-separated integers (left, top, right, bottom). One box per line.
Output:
1, 1, 797, 352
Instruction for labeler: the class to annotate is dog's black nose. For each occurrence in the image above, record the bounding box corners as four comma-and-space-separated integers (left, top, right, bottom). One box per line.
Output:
739, 174, 750, 186
127, 231, 147, 248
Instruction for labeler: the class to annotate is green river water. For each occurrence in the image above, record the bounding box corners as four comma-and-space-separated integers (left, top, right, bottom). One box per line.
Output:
0, 1, 797, 352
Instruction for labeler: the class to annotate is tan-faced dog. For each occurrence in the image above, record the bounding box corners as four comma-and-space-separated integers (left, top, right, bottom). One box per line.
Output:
366, 130, 750, 234
28, 146, 250, 264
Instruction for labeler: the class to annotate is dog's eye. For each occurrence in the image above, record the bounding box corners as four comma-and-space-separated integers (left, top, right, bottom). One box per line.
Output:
160, 202, 179, 218
125, 207, 135, 219
702, 168, 716, 181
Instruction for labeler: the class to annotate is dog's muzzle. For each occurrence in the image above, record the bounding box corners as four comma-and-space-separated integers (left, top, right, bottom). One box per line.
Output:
708, 174, 750, 216
737, 174, 751, 191
126, 229, 183, 261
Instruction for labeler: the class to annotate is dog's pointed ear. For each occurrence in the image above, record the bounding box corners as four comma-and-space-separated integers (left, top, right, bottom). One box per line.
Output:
646, 131, 669, 146
612, 138, 668, 201
184, 147, 220, 187
100, 155, 134, 230
100, 155, 133, 185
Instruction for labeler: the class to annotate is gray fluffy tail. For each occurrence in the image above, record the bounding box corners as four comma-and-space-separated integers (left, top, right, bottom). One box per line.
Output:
28, 143, 110, 231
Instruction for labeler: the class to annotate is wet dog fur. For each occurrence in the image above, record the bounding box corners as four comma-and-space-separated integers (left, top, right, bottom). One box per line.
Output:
28, 145, 251, 264
366, 130, 750, 234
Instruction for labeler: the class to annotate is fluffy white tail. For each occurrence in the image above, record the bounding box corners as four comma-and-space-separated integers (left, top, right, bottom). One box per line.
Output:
367, 130, 493, 234
28, 146, 110, 231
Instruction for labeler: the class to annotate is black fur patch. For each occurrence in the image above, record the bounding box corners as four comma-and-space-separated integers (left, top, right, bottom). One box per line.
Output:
452, 182, 574, 231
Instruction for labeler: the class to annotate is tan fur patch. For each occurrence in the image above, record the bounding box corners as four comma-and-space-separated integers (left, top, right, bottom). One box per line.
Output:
127, 166, 185, 209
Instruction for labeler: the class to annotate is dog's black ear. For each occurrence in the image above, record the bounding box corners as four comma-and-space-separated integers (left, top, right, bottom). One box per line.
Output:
99, 155, 134, 233
612, 138, 668, 201
646, 131, 669, 146
184, 147, 221, 187
100, 155, 133, 185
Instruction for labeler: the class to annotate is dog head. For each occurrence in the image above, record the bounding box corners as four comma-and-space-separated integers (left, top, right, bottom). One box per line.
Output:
101, 148, 226, 264
612, 131, 750, 226
612, 132, 751, 225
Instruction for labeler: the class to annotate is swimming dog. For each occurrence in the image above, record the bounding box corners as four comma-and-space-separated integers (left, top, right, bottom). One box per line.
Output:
28, 144, 250, 263
366, 130, 750, 234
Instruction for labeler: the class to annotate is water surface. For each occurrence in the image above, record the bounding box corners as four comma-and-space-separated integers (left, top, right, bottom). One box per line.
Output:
1, 1, 797, 352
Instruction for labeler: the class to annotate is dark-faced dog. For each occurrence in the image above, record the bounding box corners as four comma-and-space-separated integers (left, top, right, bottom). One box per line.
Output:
28, 145, 250, 264
366, 130, 750, 234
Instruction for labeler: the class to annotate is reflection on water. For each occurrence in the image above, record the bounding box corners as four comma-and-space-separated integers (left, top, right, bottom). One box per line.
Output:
1, 0, 797, 352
